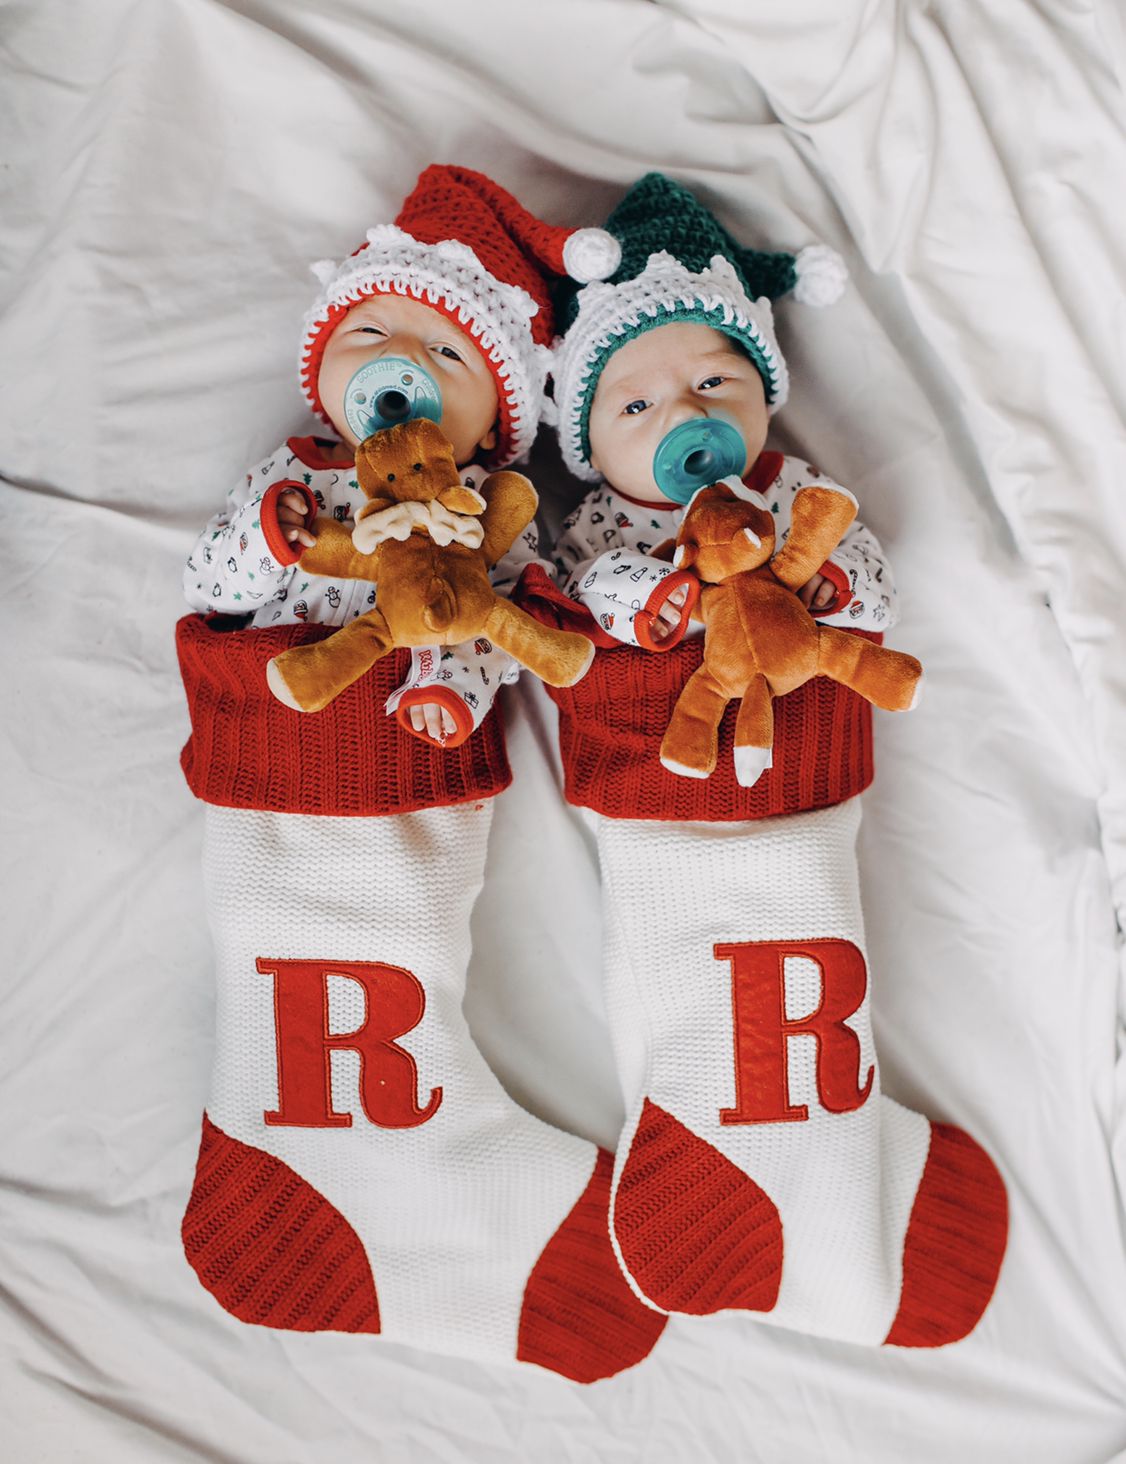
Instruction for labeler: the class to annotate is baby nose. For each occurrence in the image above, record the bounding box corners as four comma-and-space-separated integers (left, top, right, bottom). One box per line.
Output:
379, 334, 428, 369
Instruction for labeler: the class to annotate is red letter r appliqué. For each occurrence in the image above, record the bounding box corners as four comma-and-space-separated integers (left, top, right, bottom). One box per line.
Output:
716, 939, 874, 1126
256, 957, 442, 1130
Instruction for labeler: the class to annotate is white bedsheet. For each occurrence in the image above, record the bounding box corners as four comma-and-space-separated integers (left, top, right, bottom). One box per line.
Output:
3, 1, 1125, 1459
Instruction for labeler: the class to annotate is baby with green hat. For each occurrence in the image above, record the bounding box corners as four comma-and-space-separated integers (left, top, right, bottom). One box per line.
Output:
549, 171, 892, 660
536, 174, 1007, 1351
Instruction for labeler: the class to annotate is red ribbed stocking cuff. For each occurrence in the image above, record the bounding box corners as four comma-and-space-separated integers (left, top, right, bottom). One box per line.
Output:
547, 634, 878, 822
177, 614, 511, 815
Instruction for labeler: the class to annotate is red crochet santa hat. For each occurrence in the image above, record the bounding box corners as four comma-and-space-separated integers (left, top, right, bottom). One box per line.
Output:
298, 164, 621, 466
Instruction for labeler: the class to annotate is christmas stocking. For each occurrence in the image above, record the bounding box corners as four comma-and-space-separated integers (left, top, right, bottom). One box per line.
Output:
175, 615, 665, 1382
548, 630, 1008, 1348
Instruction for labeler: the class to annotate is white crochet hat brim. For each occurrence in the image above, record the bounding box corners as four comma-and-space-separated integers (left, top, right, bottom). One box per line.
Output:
550, 251, 789, 481
299, 226, 549, 467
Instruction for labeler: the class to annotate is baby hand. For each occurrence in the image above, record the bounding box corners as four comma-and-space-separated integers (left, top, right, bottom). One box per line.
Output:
277, 488, 317, 551
649, 581, 691, 645
797, 572, 837, 613
409, 701, 459, 746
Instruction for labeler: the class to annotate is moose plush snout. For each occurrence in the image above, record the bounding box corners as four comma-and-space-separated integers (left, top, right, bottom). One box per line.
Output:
672, 490, 777, 581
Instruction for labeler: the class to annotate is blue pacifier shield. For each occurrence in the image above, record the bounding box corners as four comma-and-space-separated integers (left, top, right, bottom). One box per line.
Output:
652, 417, 747, 504
344, 356, 443, 441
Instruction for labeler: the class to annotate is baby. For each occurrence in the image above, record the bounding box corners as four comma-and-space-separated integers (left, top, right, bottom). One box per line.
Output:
174, 167, 680, 1381
529, 174, 1007, 1349
550, 173, 894, 669
184, 164, 620, 747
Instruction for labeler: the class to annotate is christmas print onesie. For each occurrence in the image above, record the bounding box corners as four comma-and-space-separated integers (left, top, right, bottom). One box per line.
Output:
552, 450, 896, 647
184, 435, 541, 744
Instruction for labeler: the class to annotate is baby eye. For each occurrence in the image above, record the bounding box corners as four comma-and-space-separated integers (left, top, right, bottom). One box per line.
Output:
434, 344, 463, 362
356, 325, 385, 336
698, 375, 725, 390
623, 399, 649, 416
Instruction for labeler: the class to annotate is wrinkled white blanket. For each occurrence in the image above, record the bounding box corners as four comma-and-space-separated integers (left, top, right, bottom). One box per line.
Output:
3, 2, 1125, 1459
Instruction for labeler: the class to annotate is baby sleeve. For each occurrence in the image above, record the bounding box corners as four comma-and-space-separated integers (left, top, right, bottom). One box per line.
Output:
770, 460, 899, 632
183, 447, 317, 615
552, 493, 697, 651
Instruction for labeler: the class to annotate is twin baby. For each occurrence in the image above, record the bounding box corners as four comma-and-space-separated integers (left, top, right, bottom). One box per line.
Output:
184, 166, 895, 740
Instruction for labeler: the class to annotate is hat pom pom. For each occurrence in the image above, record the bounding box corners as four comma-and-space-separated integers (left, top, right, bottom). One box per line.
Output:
792, 244, 847, 306
562, 227, 621, 284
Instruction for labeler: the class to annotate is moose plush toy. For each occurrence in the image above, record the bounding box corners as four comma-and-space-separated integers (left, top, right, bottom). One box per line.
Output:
660, 481, 923, 787
266, 418, 595, 713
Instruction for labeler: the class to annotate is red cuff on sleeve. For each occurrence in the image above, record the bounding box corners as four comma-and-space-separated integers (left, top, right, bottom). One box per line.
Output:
260, 480, 318, 567
395, 685, 477, 750
808, 558, 852, 618
633, 570, 700, 652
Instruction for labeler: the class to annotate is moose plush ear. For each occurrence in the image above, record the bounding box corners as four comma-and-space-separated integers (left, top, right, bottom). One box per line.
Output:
436, 484, 487, 516
673, 535, 698, 570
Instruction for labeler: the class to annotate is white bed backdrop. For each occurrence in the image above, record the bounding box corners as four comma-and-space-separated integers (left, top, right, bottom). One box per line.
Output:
3, 1, 1126, 1460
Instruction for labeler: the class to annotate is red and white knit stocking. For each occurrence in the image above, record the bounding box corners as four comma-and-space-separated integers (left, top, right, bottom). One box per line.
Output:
549, 634, 1008, 1348
176, 616, 665, 1382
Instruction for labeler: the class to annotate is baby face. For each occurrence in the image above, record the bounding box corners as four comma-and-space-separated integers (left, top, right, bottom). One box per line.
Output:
587, 322, 770, 505
318, 293, 499, 466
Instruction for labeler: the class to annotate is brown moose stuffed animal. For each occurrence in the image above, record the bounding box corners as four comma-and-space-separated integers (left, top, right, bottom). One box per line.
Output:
266, 418, 594, 713
660, 481, 922, 787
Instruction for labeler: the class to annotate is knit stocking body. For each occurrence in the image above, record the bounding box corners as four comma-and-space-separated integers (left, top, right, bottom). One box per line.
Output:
545, 630, 1008, 1349
597, 799, 1007, 1345
177, 616, 665, 1382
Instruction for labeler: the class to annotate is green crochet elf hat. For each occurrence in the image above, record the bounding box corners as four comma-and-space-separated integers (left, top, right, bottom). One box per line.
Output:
549, 172, 846, 481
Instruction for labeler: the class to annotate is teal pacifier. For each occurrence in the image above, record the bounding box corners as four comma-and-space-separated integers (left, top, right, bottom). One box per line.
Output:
343, 356, 443, 441
652, 417, 747, 504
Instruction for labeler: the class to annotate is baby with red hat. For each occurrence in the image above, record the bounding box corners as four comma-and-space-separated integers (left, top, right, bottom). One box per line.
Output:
184, 163, 620, 746
175, 167, 670, 1382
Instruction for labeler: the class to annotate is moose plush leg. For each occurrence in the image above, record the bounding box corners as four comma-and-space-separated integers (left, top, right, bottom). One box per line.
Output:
177, 618, 664, 1381
733, 673, 774, 787
596, 798, 1007, 1347
817, 626, 922, 713
659, 664, 730, 778
267, 609, 395, 713
484, 597, 595, 688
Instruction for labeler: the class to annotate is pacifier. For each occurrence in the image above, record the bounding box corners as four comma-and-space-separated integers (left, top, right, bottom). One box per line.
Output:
651, 417, 747, 504
343, 356, 443, 441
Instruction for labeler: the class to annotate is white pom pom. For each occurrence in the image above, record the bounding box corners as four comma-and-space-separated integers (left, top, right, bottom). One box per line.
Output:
563, 228, 621, 283
792, 245, 848, 307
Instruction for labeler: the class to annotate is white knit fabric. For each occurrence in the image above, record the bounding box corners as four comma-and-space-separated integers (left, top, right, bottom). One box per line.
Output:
550, 251, 790, 481
593, 799, 934, 1344
201, 801, 598, 1363
300, 225, 552, 466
